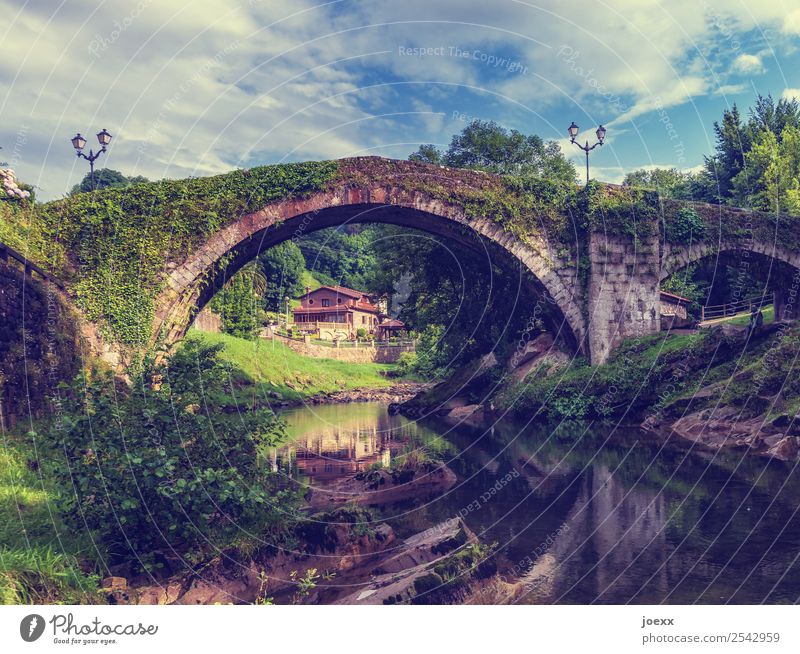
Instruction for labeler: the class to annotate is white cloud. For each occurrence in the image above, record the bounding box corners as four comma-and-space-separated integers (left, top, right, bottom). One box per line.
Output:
731, 53, 765, 75
1, 0, 798, 199
782, 88, 800, 102
714, 83, 748, 95
783, 9, 800, 35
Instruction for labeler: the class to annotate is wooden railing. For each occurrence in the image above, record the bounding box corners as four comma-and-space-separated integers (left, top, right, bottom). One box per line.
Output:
701, 292, 773, 322
0, 241, 64, 289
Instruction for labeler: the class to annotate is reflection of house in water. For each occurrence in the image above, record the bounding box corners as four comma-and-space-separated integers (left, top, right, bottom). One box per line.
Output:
274, 407, 408, 485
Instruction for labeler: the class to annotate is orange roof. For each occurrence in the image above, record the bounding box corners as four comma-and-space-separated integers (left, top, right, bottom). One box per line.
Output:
302, 285, 365, 299
378, 319, 405, 328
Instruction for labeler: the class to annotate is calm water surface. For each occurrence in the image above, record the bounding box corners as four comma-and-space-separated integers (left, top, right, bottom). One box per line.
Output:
271, 402, 800, 604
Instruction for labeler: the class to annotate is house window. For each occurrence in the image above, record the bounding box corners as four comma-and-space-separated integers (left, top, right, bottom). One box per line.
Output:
321, 299, 330, 307
362, 316, 366, 324
337, 298, 342, 304
308, 299, 314, 305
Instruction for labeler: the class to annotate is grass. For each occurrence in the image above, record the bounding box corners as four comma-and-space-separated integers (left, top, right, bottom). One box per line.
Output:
719, 305, 774, 327
0, 431, 104, 604
189, 329, 398, 402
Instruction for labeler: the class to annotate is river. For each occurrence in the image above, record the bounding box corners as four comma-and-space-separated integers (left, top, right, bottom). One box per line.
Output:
271, 402, 800, 604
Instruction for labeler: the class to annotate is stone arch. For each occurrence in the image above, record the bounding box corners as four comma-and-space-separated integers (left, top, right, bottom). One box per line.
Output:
152, 184, 587, 354
660, 240, 800, 320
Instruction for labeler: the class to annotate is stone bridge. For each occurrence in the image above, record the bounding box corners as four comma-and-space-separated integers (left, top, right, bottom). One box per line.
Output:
9, 157, 800, 367
151, 158, 800, 365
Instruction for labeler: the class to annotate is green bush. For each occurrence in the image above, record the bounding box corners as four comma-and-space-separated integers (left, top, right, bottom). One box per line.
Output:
396, 351, 418, 376
664, 206, 706, 244
44, 337, 296, 562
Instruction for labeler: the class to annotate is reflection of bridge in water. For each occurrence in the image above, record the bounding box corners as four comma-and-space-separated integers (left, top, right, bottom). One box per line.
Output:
511, 442, 800, 604
518, 464, 669, 603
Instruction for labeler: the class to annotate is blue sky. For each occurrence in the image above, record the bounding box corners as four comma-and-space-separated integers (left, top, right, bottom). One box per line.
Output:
2, 0, 800, 199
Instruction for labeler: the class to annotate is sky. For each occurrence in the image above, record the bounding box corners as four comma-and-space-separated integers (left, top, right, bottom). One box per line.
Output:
1, 0, 800, 200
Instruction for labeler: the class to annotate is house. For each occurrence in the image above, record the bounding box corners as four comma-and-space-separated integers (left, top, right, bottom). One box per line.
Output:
293, 285, 382, 339
660, 290, 693, 329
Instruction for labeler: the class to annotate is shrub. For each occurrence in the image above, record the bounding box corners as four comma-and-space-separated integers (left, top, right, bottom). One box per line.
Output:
44, 337, 296, 562
664, 206, 706, 244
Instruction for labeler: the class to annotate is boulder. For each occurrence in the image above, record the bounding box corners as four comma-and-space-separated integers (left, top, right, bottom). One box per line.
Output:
100, 576, 127, 591
447, 404, 482, 420
766, 436, 800, 461
509, 333, 555, 369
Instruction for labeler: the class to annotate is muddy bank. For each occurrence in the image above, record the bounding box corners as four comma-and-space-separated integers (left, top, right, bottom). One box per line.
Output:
284, 381, 429, 408
644, 402, 800, 461
116, 512, 498, 606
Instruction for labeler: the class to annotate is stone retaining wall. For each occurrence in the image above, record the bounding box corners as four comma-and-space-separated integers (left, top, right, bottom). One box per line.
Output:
265, 330, 414, 363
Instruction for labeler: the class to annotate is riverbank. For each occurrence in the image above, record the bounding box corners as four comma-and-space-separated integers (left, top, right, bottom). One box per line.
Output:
402, 322, 800, 460
189, 329, 415, 404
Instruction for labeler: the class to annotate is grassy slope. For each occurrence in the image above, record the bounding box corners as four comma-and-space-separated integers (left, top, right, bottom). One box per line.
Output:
190, 329, 397, 402
0, 433, 103, 604
495, 326, 800, 422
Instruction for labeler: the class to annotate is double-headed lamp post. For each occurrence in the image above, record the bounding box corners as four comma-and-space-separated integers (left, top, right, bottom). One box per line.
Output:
71, 128, 113, 191
568, 122, 606, 186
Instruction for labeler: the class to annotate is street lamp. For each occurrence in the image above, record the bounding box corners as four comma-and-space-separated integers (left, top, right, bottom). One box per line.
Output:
71, 128, 113, 191
568, 122, 606, 186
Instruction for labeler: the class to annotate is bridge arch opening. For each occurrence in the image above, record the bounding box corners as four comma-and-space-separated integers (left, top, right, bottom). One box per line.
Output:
155, 195, 587, 358
660, 243, 800, 323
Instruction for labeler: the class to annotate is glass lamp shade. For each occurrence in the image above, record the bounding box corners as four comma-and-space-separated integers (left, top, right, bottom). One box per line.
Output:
71, 133, 87, 151
97, 128, 112, 147
567, 122, 579, 139
596, 125, 606, 143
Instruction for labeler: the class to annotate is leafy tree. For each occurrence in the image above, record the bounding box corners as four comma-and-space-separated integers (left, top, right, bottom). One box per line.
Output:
69, 168, 149, 195
622, 168, 694, 199
296, 226, 379, 290
259, 241, 306, 310
45, 338, 294, 560
409, 120, 576, 183
211, 262, 265, 339
661, 265, 707, 319
695, 95, 800, 206
731, 125, 800, 213
408, 144, 443, 165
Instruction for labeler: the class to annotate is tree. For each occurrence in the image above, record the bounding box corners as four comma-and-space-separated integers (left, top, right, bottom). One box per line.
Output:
732, 125, 800, 213
622, 168, 694, 199
408, 144, 443, 165
259, 241, 306, 311
69, 168, 149, 194
296, 226, 379, 290
696, 103, 748, 203
694, 95, 800, 205
409, 120, 576, 184
211, 262, 265, 339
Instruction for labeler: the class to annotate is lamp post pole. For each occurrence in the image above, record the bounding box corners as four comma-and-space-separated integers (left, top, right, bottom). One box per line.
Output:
568, 122, 606, 186
71, 129, 113, 191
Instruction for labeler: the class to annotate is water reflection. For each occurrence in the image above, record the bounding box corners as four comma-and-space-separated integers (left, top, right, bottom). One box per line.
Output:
273, 402, 800, 604
272, 403, 449, 486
